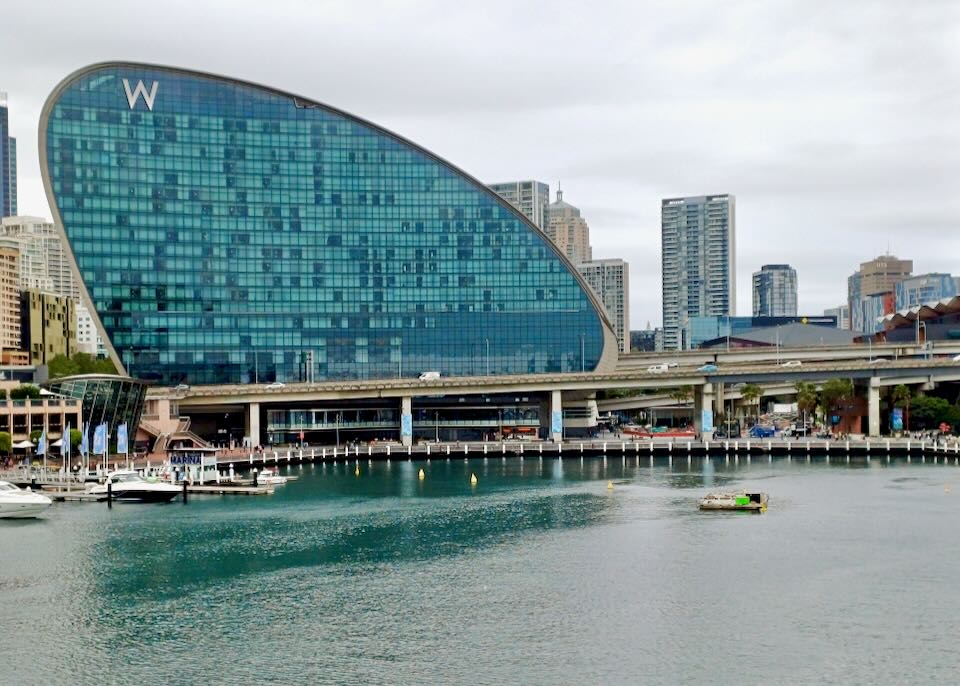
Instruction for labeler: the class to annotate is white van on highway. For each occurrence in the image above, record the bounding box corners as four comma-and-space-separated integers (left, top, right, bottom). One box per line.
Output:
418, 371, 442, 381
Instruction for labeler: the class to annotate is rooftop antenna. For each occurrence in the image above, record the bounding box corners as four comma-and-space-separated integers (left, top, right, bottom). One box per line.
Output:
556, 181, 562, 202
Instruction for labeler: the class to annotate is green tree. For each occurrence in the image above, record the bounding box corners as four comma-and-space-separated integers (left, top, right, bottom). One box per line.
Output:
0, 431, 11, 455
668, 385, 693, 404
795, 381, 818, 429
891, 384, 912, 432
910, 396, 960, 430
741, 384, 763, 424
70, 428, 82, 451
10, 385, 42, 400
29, 429, 43, 445
48, 354, 80, 379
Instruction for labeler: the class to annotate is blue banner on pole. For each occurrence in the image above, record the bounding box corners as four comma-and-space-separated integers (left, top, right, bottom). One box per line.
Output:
892, 408, 904, 431
701, 409, 714, 433
37, 430, 47, 456
400, 414, 412, 437
80, 423, 89, 456
93, 423, 107, 455
551, 410, 563, 435
63, 422, 71, 458
117, 423, 128, 455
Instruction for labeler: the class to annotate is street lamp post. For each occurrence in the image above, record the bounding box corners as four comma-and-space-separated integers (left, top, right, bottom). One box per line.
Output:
335, 412, 341, 447
435, 411, 440, 443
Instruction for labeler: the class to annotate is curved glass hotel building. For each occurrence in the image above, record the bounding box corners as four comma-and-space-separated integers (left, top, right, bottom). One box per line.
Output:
40, 63, 616, 386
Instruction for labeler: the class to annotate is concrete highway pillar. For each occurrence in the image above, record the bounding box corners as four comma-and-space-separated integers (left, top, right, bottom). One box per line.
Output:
549, 390, 563, 442
246, 402, 261, 449
868, 378, 881, 438
715, 382, 726, 420
400, 395, 413, 447
694, 383, 716, 440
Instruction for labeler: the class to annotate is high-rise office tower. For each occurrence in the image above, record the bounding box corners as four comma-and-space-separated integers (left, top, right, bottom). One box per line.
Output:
578, 259, 630, 353
546, 190, 592, 265
847, 254, 912, 331
0, 93, 17, 217
488, 180, 550, 231
661, 194, 736, 351
752, 264, 797, 317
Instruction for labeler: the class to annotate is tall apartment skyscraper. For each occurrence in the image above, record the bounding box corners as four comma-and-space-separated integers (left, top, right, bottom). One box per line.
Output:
0, 237, 21, 355
579, 259, 630, 353
752, 264, 797, 316
661, 194, 736, 350
895, 273, 956, 310
488, 180, 550, 231
847, 254, 912, 331
0, 216, 80, 300
0, 93, 17, 217
546, 190, 592, 265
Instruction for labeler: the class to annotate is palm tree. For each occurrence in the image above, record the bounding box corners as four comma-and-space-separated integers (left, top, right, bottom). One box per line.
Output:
741, 384, 763, 426
795, 381, 818, 431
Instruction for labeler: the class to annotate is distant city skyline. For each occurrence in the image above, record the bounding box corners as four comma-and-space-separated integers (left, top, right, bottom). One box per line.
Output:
2, 1, 958, 328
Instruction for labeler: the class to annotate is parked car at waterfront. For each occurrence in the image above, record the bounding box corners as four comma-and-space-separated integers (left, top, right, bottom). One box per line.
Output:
749, 425, 776, 438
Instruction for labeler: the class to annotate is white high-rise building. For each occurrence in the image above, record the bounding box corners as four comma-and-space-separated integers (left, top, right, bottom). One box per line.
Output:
75, 301, 106, 357
823, 305, 850, 330
488, 180, 551, 231
661, 195, 736, 351
578, 259, 630, 353
752, 264, 797, 317
0, 216, 79, 300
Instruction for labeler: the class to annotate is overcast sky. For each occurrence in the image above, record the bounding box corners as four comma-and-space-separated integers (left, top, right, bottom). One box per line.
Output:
3, 0, 959, 330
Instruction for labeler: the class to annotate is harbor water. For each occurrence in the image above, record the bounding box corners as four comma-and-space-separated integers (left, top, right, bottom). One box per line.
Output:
3, 455, 959, 685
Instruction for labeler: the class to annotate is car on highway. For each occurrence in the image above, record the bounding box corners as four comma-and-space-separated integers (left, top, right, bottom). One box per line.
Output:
173, 383, 190, 391
866, 358, 888, 364
780, 360, 802, 367
953, 354, 960, 362
647, 364, 669, 374
697, 363, 719, 373
266, 381, 286, 389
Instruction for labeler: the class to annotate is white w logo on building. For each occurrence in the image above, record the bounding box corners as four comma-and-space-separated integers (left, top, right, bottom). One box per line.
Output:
121, 79, 159, 111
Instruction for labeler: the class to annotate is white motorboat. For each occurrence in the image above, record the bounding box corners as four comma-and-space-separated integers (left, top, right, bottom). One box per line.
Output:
256, 467, 288, 485
0, 481, 53, 518
88, 471, 181, 503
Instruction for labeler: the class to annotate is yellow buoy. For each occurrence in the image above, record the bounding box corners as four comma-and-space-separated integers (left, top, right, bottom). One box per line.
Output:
354, 466, 360, 477
607, 481, 614, 490
470, 473, 478, 485
418, 468, 425, 480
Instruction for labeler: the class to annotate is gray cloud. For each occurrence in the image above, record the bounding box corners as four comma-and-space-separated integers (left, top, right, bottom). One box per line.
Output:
3, 0, 959, 330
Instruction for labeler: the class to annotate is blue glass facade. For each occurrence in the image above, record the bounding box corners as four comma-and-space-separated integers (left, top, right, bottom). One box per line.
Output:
41, 64, 612, 385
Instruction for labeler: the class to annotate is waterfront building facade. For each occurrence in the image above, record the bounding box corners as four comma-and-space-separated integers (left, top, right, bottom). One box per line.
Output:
545, 190, 592, 265
0, 93, 16, 217
894, 273, 956, 310
42, 374, 147, 447
752, 264, 797, 317
661, 194, 736, 351
40, 63, 617, 386
488, 180, 550, 231
0, 384, 82, 448
824, 305, 850, 330
20, 289, 77, 365
578, 259, 630, 354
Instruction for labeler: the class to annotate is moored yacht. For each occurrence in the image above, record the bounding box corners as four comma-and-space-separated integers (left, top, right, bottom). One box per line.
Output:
0, 481, 53, 518
88, 471, 181, 503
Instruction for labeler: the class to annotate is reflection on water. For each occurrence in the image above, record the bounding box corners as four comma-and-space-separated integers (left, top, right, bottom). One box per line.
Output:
3, 455, 959, 685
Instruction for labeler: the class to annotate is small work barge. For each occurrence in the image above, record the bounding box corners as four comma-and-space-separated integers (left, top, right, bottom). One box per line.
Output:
699, 492, 768, 512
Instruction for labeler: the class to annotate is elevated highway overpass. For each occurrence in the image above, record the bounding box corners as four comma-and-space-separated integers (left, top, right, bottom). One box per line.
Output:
155, 353, 960, 445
